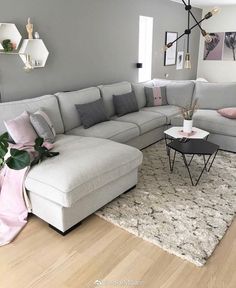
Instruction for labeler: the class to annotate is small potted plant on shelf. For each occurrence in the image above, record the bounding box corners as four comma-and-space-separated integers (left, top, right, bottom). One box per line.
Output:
181, 99, 198, 134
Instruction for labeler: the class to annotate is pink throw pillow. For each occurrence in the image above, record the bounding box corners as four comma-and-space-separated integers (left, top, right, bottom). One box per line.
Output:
4, 111, 37, 144
218, 108, 236, 119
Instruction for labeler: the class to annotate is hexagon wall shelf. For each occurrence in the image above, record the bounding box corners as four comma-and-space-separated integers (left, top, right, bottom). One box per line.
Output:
19, 39, 49, 68
0, 23, 22, 50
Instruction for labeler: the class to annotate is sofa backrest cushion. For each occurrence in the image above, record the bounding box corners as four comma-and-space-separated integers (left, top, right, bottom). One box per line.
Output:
98, 82, 132, 117
56, 87, 101, 132
166, 81, 195, 108
132, 80, 154, 109
0, 95, 64, 135
194, 82, 236, 109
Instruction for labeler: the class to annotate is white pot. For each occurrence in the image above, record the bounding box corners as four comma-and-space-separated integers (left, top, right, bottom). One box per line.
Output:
183, 119, 193, 134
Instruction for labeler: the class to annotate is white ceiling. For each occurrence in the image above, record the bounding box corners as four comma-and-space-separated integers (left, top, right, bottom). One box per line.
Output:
171, 0, 236, 7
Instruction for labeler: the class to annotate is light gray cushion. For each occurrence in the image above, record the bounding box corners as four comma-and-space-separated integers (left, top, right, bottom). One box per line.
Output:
193, 82, 236, 110
166, 81, 195, 108
132, 80, 154, 109
98, 82, 132, 117
30, 113, 55, 143
113, 92, 139, 117
171, 109, 236, 137
114, 111, 166, 135
142, 105, 181, 124
56, 87, 101, 132
26, 134, 143, 207
0, 95, 64, 135
75, 99, 109, 129
67, 120, 139, 143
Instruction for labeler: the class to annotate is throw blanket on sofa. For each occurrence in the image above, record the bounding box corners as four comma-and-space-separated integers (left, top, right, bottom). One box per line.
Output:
0, 142, 54, 246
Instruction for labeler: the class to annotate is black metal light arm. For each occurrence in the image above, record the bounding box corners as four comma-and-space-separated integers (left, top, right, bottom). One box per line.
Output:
165, 16, 209, 49
181, 0, 204, 32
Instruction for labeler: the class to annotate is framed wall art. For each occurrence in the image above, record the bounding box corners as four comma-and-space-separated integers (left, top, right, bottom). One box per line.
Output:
164, 31, 178, 66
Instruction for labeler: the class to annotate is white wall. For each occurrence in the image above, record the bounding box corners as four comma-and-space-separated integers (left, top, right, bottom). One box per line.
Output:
197, 6, 236, 82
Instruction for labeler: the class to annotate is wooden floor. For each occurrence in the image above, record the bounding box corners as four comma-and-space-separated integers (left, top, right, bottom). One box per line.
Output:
0, 215, 236, 288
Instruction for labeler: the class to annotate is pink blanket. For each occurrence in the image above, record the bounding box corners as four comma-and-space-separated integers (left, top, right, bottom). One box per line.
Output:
0, 166, 29, 246
0, 142, 54, 246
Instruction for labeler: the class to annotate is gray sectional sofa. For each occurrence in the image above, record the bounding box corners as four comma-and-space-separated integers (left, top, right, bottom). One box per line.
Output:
0, 79, 235, 234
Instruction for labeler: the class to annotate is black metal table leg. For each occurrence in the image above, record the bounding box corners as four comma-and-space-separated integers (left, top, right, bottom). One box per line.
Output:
182, 153, 214, 186
207, 149, 219, 172
182, 154, 194, 186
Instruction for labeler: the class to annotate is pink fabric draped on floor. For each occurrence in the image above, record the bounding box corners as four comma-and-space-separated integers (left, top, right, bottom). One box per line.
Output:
0, 166, 29, 246
0, 142, 53, 246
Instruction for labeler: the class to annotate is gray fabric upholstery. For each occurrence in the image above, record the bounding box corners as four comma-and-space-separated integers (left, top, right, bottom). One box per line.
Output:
193, 82, 236, 110
132, 80, 154, 109
113, 92, 139, 117
0, 95, 64, 134
30, 113, 55, 143
67, 120, 139, 143
98, 82, 132, 117
166, 81, 195, 108
170, 114, 184, 126
75, 98, 109, 129
114, 111, 166, 135
56, 87, 101, 132
26, 134, 142, 208
142, 105, 181, 124
171, 109, 236, 137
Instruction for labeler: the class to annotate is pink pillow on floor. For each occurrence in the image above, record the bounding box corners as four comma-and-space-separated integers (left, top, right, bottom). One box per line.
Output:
218, 108, 236, 119
4, 111, 37, 144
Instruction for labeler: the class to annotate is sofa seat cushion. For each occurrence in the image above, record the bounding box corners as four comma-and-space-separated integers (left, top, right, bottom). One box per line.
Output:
114, 111, 166, 135
67, 120, 139, 143
171, 110, 236, 137
141, 105, 180, 124
26, 135, 143, 207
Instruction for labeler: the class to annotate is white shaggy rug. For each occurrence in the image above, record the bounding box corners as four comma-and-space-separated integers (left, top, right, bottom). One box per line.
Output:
96, 141, 236, 266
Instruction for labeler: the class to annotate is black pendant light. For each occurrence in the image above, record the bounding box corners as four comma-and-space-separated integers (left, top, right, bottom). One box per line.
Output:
165, 1, 220, 69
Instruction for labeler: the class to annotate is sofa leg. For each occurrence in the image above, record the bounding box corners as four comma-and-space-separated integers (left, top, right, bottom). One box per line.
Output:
49, 221, 82, 236
124, 185, 136, 194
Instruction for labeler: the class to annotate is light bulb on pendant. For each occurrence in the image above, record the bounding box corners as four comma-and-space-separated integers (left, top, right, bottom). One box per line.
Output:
184, 53, 191, 69
163, 42, 173, 52
201, 30, 212, 43
211, 7, 220, 15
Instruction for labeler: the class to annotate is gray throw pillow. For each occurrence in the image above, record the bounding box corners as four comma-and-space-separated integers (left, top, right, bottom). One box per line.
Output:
30, 113, 55, 143
75, 98, 109, 129
113, 91, 139, 117
145, 86, 167, 107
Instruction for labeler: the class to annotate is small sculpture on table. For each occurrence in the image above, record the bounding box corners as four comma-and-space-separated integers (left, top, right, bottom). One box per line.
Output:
26, 18, 33, 39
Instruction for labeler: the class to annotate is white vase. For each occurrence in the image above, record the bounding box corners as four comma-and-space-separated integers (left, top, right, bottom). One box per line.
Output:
183, 119, 193, 134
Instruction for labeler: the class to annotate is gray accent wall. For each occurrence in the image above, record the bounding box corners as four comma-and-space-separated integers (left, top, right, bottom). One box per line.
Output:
0, 0, 201, 102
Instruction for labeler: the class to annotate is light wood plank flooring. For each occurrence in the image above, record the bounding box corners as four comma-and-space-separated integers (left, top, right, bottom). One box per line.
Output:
0, 215, 235, 288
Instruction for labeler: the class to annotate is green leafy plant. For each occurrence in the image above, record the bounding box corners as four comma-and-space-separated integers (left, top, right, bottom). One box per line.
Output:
31, 137, 59, 167
181, 98, 198, 120
0, 132, 30, 170
0, 132, 59, 171
2, 39, 14, 52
